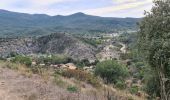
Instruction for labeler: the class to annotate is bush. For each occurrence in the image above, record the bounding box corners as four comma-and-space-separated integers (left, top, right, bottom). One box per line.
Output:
9, 52, 18, 57
62, 69, 88, 81
36, 55, 74, 65
120, 52, 133, 60
115, 81, 126, 90
67, 85, 78, 93
62, 69, 101, 87
74, 59, 91, 68
135, 62, 145, 69
53, 74, 66, 87
12, 55, 32, 66
95, 60, 129, 84
129, 86, 139, 94
6, 62, 19, 70
144, 71, 160, 98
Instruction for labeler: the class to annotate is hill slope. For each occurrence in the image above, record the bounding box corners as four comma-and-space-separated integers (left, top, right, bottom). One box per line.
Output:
0, 9, 141, 37
0, 33, 96, 61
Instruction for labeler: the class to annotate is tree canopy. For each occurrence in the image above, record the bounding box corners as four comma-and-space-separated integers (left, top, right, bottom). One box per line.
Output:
138, 0, 170, 99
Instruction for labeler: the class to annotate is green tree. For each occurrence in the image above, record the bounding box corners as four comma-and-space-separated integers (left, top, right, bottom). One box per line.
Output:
138, 0, 170, 99
95, 60, 129, 84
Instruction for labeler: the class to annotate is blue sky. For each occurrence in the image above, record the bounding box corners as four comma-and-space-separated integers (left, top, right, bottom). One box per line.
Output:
0, 0, 153, 17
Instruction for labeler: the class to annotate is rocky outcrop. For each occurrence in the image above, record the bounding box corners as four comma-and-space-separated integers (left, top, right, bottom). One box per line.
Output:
0, 33, 96, 61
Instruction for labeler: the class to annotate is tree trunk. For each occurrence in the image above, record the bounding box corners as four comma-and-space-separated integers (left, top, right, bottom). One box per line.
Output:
157, 63, 167, 100
159, 70, 167, 100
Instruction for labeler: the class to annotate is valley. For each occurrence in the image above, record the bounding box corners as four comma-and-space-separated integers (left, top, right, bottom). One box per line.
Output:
0, 0, 169, 99
0, 31, 147, 100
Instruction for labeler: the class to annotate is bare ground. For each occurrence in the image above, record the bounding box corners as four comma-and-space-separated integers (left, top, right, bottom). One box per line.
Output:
0, 67, 100, 100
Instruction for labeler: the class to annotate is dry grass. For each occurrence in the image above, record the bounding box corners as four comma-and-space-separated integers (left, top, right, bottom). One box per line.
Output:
0, 60, 147, 100
0, 61, 33, 77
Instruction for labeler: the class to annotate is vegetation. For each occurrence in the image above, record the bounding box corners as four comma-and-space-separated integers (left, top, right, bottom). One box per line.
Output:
138, 0, 170, 99
129, 86, 139, 94
67, 85, 78, 93
1, 1, 169, 99
95, 60, 129, 84
115, 81, 126, 90
81, 38, 102, 47
36, 55, 73, 65
144, 70, 160, 99
0, 10, 140, 37
11, 55, 32, 66
62, 69, 101, 88
53, 73, 67, 88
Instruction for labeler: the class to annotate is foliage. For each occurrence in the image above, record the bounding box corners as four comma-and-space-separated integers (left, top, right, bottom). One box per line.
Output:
5, 62, 19, 70
95, 60, 129, 84
138, 0, 170, 99
53, 73, 66, 87
119, 52, 133, 60
115, 81, 126, 90
74, 59, 91, 68
81, 38, 102, 47
9, 52, 18, 57
129, 86, 139, 94
0, 10, 140, 37
62, 69, 101, 87
118, 32, 137, 44
144, 68, 160, 98
67, 85, 78, 93
12, 55, 32, 66
36, 55, 73, 65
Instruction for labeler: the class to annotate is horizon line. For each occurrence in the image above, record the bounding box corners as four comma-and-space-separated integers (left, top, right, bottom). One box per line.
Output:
0, 9, 143, 18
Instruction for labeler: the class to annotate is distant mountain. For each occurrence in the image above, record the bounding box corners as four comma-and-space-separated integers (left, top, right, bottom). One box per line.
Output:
0, 9, 141, 37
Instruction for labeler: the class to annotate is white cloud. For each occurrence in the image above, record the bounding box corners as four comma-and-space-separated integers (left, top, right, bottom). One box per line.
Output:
30, 0, 78, 6
0, 0, 153, 17
114, 0, 138, 4
85, 0, 153, 16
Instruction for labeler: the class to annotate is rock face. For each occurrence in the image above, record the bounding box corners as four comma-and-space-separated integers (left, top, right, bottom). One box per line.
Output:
0, 38, 37, 57
0, 33, 96, 61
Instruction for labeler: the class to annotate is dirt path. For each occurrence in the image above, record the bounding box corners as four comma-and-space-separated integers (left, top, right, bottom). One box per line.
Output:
119, 43, 126, 53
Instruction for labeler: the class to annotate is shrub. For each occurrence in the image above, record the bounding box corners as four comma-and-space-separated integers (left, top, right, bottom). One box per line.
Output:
9, 52, 18, 57
62, 69, 101, 87
67, 85, 78, 93
86, 75, 101, 88
129, 86, 139, 94
120, 52, 133, 60
62, 69, 88, 81
12, 55, 32, 66
53, 74, 66, 87
95, 60, 129, 84
135, 62, 145, 69
6, 62, 19, 70
36, 55, 74, 65
115, 81, 126, 90
144, 71, 160, 98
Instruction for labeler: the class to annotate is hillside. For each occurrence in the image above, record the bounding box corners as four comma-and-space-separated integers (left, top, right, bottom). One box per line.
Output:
0, 9, 141, 37
0, 33, 96, 61
0, 61, 145, 100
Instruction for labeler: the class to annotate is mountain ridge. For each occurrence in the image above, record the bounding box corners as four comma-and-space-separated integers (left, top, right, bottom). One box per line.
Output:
0, 9, 141, 37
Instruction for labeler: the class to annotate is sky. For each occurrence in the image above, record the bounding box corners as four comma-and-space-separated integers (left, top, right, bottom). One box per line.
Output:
0, 0, 153, 17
